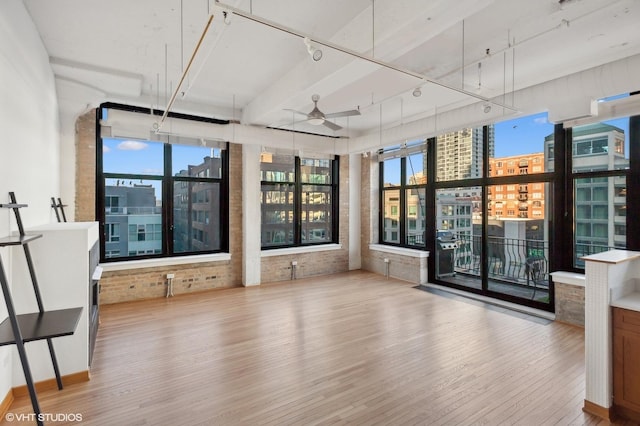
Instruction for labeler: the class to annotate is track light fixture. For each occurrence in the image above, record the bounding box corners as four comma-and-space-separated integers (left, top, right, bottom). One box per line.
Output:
303, 37, 323, 62
222, 11, 232, 25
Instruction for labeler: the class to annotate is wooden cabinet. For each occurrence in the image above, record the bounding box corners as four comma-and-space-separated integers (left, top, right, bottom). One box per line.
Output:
613, 307, 640, 423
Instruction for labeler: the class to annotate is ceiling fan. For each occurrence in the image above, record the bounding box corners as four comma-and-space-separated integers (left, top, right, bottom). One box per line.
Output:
287, 94, 360, 131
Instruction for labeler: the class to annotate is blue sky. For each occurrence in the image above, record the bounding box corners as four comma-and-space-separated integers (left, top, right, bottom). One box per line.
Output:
102, 138, 220, 175
381, 111, 631, 183
103, 138, 221, 199
494, 112, 630, 157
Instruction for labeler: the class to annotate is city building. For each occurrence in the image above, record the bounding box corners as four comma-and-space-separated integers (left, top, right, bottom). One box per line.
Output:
435, 127, 494, 181
488, 153, 546, 219
104, 184, 161, 258
545, 123, 628, 263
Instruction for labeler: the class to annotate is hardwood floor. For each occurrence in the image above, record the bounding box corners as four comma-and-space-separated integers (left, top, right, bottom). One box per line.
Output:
2, 271, 634, 425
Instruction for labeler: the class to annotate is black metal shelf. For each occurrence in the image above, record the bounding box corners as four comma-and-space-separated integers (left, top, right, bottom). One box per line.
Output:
1, 192, 83, 426
0, 203, 28, 208
0, 307, 82, 347
0, 234, 42, 247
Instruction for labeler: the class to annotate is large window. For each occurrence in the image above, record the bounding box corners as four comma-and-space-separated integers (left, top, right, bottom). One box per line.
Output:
98, 111, 228, 261
260, 152, 338, 248
570, 117, 630, 267
380, 142, 427, 247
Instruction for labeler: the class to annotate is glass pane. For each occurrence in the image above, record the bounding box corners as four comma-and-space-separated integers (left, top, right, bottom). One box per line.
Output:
261, 183, 295, 247
104, 178, 162, 259
382, 189, 400, 243
492, 112, 553, 175
571, 119, 629, 172
436, 127, 484, 181
487, 182, 551, 304
260, 152, 295, 182
172, 144, 222, 178
173, 181, 221, 253
301, 158, 332, 184
435, 186, 482, 290
382, 158, 401, 187
405, 188, 425, 247
405, 152, 427, 185
103, 138, 164, 175
301, 185, 332, 244
574, 176, 626, 267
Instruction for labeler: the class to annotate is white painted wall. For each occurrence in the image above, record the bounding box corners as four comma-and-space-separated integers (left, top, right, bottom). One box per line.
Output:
0, 0, 61, 397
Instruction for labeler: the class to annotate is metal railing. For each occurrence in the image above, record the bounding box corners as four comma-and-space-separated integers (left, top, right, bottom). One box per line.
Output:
450, 233, 549, 289
575, 242, 620, 268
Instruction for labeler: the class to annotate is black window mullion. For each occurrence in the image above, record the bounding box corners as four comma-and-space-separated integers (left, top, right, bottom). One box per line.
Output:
164, 143, 172, 255
332, 156, 339, 243
399, 157, 407, 245
294, 156, 302, 245
426, 137, 437, 265
629, 111, 640, 251
480, 125, 489, 291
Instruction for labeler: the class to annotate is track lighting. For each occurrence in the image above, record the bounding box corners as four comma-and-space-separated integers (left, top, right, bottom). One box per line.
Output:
223, 11, 232, 25
303, 37, 323, 62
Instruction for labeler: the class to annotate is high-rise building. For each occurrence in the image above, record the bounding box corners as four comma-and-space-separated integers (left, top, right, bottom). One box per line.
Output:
434, 126, 493, 238
435, 126, 494, 181
544, 123, 628, 260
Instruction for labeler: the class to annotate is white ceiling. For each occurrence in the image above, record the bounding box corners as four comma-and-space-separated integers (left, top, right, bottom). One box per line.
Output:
23, 0, 640, 141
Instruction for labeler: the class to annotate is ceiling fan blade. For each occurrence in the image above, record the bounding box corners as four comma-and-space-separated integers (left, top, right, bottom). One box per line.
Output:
284, 108, 310, 117
322, 120, 342, 131
324, 109, 361, 119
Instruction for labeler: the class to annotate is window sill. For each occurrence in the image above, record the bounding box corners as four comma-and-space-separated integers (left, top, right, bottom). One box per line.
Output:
550, 271, 585, 287
261, 244, 343, 257
369, 244, 430, 258
100, 253, 232, 272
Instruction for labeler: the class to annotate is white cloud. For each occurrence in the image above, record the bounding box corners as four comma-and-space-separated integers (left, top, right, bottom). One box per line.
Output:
103, 145, 111, 153
534, 117, 548, 125
142, 168, 163, 175
118, 140, 148, 151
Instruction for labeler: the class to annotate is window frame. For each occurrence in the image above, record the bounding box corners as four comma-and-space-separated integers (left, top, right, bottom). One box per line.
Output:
260, 155, 339, 249
96, 105, 229, 263
378, 143, 428, 248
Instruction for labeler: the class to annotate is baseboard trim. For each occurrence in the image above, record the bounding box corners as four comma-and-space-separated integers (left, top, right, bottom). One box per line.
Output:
12, 371, 90, 398
583, 399, 612, 421
614, 404, 640, 423
0, 389, 14, 421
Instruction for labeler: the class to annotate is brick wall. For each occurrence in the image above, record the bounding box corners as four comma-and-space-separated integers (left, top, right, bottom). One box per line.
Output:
75, 110, 96, 222
365, 250, 428, 284
99, 260, 235, 304
361, 155, 374, 272
74, 111, 242, 303
554, 281, 585, 327
261, 154, 350, 283
359, 155, 429, 284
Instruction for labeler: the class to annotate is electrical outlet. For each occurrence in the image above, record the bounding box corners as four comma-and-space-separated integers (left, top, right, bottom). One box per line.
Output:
166, 273, 175, 279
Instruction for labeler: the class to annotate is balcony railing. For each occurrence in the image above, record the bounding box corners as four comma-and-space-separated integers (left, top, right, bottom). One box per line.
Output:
575, 242, 621, 267
448, 233, 549, 289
